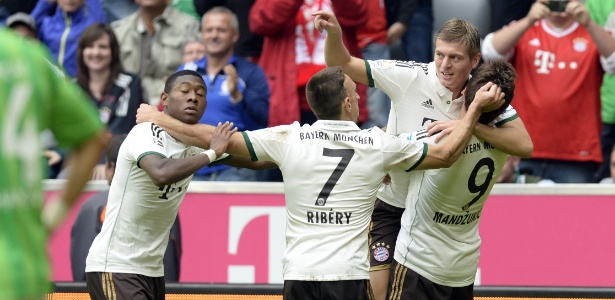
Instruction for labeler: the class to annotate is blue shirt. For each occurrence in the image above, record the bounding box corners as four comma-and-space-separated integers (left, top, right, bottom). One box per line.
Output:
178, 54, 270, 176
32, 0, 106, 77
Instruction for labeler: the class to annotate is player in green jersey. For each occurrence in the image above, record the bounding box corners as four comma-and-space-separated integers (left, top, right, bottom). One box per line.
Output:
0, 29, 106, 299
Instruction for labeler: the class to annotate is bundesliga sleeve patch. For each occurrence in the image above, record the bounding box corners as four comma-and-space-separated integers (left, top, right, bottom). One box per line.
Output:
374, 60, 395, 70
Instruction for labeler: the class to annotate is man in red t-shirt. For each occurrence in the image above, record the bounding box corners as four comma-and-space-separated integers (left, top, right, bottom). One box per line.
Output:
482, 0, 615, 183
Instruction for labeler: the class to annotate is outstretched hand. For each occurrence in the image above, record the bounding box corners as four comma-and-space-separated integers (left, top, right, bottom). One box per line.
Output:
210, 121, 238, 158
312, 10, 341, 36
473, 82, 505, 112
136, 104, 162, 124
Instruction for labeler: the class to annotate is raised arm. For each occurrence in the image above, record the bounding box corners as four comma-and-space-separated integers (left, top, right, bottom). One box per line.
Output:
567, 1, 615, 64
313, 10, 369, 85
416, 83, 504, 170
489, 1, 550, 56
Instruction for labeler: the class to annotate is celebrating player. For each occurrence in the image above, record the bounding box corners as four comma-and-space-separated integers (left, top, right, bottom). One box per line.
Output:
313, 10, 534, 299
136, 66, 505, 300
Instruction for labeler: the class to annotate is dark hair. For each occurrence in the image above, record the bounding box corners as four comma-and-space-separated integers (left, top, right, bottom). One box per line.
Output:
164, 70, 205, 94
305, 67, 347, 120
464, 60, 517, 125
106, 134, 127, 166
436, 18, 481, 58
76, 23, 122, 97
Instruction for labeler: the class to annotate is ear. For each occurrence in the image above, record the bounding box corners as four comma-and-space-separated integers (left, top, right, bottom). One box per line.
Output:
471, 52, 482, 69
344, 97, 352, 113
232, 29, 240, 44
160, 92, 169, 107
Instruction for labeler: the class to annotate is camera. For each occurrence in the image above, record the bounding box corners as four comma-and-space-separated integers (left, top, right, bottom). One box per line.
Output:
545, 0, 568, 12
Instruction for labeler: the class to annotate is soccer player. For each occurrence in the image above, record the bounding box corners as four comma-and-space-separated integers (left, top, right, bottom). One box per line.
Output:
136, 66, 505, 300
0, 29, 106, 299
390, 60, 516, 300
313, 10, 535, 299
84, 70, 271, 299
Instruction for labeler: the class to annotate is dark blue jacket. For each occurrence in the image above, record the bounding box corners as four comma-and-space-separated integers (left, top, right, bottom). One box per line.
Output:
31, 0, 106, 77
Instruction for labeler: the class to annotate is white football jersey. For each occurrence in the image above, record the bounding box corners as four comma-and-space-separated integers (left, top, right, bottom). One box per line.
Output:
243, 120, 426, 281
86, 122, 203, 277
366, 60, 518, 207
395, 129, 508, 286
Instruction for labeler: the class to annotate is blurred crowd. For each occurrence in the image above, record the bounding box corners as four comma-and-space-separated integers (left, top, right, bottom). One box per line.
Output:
1, 0, 614, 184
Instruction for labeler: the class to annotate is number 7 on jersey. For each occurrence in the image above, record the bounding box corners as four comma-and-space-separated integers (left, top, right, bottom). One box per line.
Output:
315, 148, 355, 206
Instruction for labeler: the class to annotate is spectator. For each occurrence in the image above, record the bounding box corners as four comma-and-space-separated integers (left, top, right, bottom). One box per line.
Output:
356, 0, 394, 129
111, 0, 200, 106
182, 36, 206, 64
76, 23, 147, 179
100, 0, 137, 23
394, 0, 432, 63
383, 0, 418, 47
497, 155, 556, 184
356, 0, 421, 129
586, 0, 615, 182
179, 6, 270, 181
0, 28, 105, 300
194, 0, 263, 61
482, 0, 615, 183
31, 0, 106, 77
5, 12, 37, 39
170, 0, 199, 20
249, 0, 368, 127
71, 134, 182, 282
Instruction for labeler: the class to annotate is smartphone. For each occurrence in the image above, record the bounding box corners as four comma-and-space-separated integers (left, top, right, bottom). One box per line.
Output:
546, 0, 568, 12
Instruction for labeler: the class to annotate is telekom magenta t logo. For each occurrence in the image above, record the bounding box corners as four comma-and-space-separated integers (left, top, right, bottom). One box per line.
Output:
228, 206, 286, 283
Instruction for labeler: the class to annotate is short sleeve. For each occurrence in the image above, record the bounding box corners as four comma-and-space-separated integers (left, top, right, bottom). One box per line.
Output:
492, 105, 519, 127
381, 131, 427, 172
366, 59, 421, 106
242, 124, 295, 163
123, 123, 168, 165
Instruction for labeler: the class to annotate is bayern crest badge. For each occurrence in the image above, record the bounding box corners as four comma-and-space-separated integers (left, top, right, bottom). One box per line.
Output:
373, 243, 390, 262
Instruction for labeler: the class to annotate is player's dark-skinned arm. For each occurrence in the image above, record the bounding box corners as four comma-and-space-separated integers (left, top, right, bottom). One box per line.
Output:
314, 10, 369, 85
415, 82, 504, 170
138, 122, 236, 187
222, 156, 278, 170
136, 105, 276, 169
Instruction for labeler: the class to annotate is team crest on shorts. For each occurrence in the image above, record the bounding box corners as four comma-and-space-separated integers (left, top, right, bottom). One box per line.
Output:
372, 242, 391, 262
